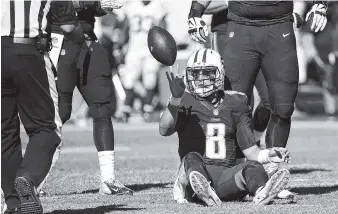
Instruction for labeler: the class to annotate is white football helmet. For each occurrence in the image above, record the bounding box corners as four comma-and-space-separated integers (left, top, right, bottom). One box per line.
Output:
185, 48, 225, 97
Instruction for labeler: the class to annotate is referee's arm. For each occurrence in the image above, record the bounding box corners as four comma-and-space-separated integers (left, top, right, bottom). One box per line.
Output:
50, 1, 85, 45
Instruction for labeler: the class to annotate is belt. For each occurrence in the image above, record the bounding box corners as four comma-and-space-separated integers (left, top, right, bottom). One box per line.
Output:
2, 36, 36, 45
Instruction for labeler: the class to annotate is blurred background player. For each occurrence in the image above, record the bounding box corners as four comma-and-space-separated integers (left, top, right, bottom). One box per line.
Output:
38, 0, 132, 196
159, 49, 291, 206
298, 1, 338, 119
118, 0, 168, 122
96, 10, 130, 116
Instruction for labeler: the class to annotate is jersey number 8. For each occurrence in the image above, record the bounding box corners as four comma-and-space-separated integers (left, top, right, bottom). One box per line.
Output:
205, 123, 226, 159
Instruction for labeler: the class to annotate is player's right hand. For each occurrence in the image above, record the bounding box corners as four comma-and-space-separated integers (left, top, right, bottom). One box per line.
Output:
166, 71, 186, 98
268, 147, 291, 163
188, 17, 208, 43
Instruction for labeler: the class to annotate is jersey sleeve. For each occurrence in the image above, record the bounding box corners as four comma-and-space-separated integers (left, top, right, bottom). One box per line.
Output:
50, 1, 77, 26
228, 91, 256, 151
174, 92, 191, 132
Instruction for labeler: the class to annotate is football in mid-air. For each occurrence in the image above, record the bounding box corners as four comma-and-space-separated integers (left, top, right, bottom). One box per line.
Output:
147, 26, 177, 66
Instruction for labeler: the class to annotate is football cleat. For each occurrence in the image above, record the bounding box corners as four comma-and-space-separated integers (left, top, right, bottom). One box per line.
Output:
14, 177, 43, 214
188, 171, 222, 206
173, 162, 191, 203
253, 168, 290, 205
99, 179, 133, 195
276, 189, 295, 199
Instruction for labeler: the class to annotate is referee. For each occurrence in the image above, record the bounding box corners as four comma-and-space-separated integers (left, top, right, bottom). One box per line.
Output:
1, 1, 86, 213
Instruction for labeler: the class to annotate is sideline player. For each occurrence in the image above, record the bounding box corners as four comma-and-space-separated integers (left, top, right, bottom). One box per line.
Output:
159, 49, 291, 206
118, 0, 167, 122
38, 0, 132, 196
187, 0, 327, 173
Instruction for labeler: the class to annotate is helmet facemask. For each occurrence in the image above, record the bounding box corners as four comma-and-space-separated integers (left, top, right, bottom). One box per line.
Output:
186, 65, 224, 98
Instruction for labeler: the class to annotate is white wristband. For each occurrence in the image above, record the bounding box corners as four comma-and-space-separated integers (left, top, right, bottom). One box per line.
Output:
169, 96, 182, 106
257, 149, 272, 164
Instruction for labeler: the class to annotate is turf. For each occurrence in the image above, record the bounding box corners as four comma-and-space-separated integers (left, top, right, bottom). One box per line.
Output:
16, 120, 338, 213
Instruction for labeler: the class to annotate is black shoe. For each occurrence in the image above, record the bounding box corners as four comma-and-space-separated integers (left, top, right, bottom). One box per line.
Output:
14, 177, 43, 214
4, 208, 21, 214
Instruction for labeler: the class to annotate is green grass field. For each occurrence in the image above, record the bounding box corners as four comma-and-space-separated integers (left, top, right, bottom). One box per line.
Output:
18, 120, 338, 214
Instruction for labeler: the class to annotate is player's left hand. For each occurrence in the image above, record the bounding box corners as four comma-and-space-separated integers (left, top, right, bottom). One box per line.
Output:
101, 0, 125, 14
188, 17, 208, 43
268, 147, 291, 163
306, 3, 328, 33
166, 67, 186, 99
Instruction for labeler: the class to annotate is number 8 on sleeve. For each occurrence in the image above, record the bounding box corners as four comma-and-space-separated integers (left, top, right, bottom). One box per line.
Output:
205, 123, 226, 159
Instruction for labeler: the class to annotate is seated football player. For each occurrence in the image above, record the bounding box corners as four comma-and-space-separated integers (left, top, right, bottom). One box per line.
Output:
159, 48, 291, 206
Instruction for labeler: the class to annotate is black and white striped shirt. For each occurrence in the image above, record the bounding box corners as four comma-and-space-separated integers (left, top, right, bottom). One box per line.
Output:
1, 0, 77, 38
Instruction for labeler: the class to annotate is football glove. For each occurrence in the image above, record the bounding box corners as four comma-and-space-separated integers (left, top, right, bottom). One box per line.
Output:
101, 0, 125, 14
188, 17, 208, 44
305, 3, 328, 33
268, 147, 291, 164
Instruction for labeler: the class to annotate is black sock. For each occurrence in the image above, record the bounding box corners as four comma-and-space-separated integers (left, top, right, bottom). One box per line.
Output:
124, 89, 134, 107
93, 117, 114, 151
265, 113, 291, 148
144, 89, 155, 106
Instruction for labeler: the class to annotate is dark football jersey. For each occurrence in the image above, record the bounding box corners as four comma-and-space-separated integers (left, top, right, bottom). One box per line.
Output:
211, 9, 228, 33
175, 91, 255, 167
227, 1, 293, 26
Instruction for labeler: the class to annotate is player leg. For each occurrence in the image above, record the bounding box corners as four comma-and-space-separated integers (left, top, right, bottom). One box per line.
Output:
222, 22, 261, 161
36, 39, 79, 195
253, 71, 271, 147
56, 40, 79, 124
261, 22, 299, 149
78, 41, 132, 195
15, 47, 62, 213
182, 152, 222, 206
222, 22, 261, 102
1, 48, 22, 212
260, 23, 298, 199
118, 52, 142, 122
141, 55, 160, 121
207, 161, 289, 205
